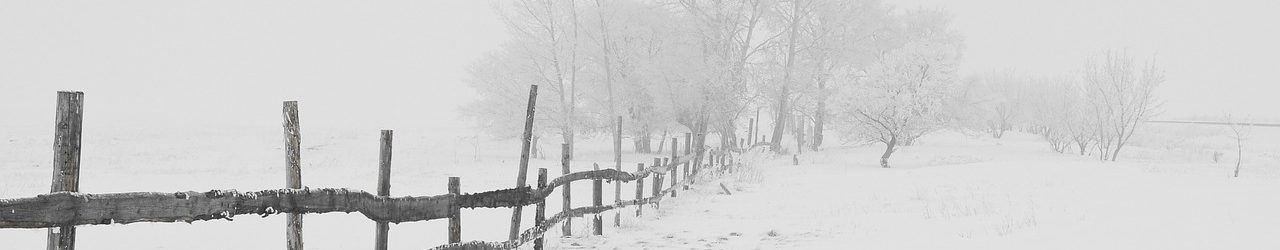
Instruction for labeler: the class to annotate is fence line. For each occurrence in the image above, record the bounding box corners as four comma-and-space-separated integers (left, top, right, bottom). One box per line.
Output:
0, 89, 740, 250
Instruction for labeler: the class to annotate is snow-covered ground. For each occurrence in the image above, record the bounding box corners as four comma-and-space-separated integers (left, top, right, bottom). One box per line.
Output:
3, 123, 1280, 249
552, 129, 1280, 249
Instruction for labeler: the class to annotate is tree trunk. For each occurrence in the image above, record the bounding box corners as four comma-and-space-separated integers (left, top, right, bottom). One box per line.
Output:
633, 126, 651, 154
769, 0, 802, 152
880, 135, 897, 168
794, 117, 805, 154
811, 81, 825, 151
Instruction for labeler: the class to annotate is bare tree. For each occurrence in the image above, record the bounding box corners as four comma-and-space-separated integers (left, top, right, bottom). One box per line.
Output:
1082, 50, 1164, 161
1226, 116, 1250, 177
834, 9, 963, 168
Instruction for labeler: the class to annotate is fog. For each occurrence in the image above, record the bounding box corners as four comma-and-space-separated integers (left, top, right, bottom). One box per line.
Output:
3, 0, 1278, 137
1, 1, 505, 136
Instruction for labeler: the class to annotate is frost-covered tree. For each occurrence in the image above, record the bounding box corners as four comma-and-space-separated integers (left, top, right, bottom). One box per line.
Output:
833, 9, 963, 168
1082, 50, 1163, 161
463, 0, 590, 155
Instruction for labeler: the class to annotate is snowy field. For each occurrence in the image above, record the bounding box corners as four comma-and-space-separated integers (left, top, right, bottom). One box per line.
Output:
3, 123, 1280, 249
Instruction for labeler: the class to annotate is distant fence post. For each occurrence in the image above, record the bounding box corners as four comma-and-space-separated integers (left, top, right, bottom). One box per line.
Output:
634, 163, 644, 217
592, 163, 603, 236
666, 156, 676, 197
534, 168, 548, 250
651, 158, 661, 209
282, 100, 304, 250
510, 85, 539, 240
561, 143, 572, 237
684, 133, 691, 188
375, 130, 393, 250
671, 138, 680, 194
448, 177, 461, 243
47, 91, 83, 250
613, 116, 622, 227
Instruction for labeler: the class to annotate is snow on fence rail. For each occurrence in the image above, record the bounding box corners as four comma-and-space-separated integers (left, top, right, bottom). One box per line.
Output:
0, 90, 737, 250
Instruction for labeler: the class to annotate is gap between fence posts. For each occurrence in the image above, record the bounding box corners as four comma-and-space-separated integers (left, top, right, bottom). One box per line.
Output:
560, 143, 572, 237
283, 100, 304, 250
48, 91, 83, 250
375, 130, 393, 250
534, 168, 547, 250
510, 85, 538, 241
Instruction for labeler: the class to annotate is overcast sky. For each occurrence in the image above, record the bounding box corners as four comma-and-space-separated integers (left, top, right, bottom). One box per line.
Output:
3, 0, 1278, 136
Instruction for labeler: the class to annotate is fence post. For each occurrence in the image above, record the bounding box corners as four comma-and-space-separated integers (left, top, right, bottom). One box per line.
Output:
534, 168, 548, 250
561, 143, 572, 237
592, 163, 603, 235
613, 116, 622, 227
666, 156, 676, 197
651, 158, 661, 209
448, 177, 461, 243
374, 130, 393, 250
634, 163, 643, 217
47, 91, 83, 250
747, 119, 754, 146
282, 100, 304, 250
510, 85, 538, 240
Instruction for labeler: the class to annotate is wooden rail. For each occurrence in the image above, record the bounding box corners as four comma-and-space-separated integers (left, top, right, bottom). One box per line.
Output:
1146, 120, 1280, 128
0, 89, 737, 250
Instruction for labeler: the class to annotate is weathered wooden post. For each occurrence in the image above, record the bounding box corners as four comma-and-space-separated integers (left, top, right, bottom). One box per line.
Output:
47, 91, 82, 250
448, 177, 461, 243
510, 85, 538, 240
375, 130, 393, 250
282, 100, 304, 250
534, 168, 548, 250
634, 163, 644, 217
561, 143, 572, 237
613, 116, 622, 227
747, 118, 755, 146
663, 156, 674, 197
684, 133, 692, 187
651, 158, 661, 209
592, 164, 603, 235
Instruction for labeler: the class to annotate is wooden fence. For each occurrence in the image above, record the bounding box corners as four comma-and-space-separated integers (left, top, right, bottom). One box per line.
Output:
1, 89, 738, 250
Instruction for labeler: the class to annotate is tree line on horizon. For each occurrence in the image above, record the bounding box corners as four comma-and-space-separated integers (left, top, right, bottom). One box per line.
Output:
462, 0, 1162, 167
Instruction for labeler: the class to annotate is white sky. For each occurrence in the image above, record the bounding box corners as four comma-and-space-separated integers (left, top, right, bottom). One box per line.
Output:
3, 0, 1278, 136
889, 0, 1280, 120
0, 1, 506, 135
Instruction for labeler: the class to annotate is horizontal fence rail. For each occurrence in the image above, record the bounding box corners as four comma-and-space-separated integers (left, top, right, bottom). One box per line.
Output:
1146, 120, 1280, 128
0, 153, 697, 228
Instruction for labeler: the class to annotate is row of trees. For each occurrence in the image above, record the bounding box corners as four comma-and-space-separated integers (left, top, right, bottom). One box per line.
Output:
463, 0, 961, 162
957, 50, 1164, 161
463, 0, 1161, 167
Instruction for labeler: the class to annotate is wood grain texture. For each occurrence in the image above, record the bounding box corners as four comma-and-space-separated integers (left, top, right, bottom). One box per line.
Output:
510, 85, 538, 240
560, 143, 572, 237
533, 169, 547, 250
0, 189, 451, 228
49, 91, 83, 250
448, 177, 461, 243
375, 130, 393, 250
282, 101, 303, 250
0, 154, 704, 230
